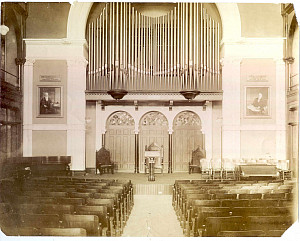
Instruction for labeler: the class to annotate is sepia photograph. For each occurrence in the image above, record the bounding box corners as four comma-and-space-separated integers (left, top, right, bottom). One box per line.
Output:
0, 0, 299, 240
38, 86, 62, 117
245, 86, 270, 117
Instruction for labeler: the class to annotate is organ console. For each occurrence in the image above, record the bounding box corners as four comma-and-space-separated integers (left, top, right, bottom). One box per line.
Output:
87, 2, 221, 93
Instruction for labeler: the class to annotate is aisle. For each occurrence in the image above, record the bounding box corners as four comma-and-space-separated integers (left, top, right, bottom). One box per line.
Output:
122, 195, 184, 237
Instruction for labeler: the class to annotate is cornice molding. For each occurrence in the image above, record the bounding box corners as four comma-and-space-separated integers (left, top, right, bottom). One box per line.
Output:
221, 37, 285, 46
24, 38, 87, 46
86, 91, 223, 102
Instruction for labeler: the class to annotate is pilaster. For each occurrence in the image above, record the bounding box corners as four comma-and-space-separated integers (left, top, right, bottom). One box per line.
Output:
23, 58, 35, 156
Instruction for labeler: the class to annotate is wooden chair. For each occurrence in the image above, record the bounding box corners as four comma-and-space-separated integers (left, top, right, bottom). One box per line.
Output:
144, 143, 164, 174
200, 159, 211, 179
62, 214, 101, 236
189, 147, 205, 174
96, 147, 114, 175
211, 158, 223, 179
222, 158, 236, 179
277, 160, 292, 180
39, 227, 87, 236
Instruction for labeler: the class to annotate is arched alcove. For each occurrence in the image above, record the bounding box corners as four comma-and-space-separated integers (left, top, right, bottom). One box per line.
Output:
105, 111, 135, 172
67, 2, 241, 42
173, 111, 205, 172
139, 111, 169, 173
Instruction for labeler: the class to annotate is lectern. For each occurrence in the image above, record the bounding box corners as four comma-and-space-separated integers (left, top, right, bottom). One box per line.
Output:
144, 151, 161, 181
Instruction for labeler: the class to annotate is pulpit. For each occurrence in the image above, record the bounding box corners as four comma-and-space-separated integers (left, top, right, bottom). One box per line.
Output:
144, 143, 163, 181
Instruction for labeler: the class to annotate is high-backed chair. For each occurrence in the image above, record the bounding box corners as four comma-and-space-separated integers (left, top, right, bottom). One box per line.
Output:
144, 143, 164, 174
211, 158, 223, 179
222, 158, 236, 180
189, 147, 206, 174
96, 147, 114, 175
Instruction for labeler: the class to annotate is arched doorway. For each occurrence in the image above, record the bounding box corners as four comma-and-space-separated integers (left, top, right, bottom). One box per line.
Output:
106, 111, 135, 172
173, 111, 205, 172
139, 111, 169, 173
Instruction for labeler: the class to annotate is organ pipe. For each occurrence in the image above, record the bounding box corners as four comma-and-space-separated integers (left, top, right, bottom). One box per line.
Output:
88, 2, 221, 92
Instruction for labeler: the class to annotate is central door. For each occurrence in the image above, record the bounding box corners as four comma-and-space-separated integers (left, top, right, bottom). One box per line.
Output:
139, 111, 169, 173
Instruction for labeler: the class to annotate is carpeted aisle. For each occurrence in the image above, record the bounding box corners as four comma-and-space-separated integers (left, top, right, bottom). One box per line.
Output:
122, 195, 184, 237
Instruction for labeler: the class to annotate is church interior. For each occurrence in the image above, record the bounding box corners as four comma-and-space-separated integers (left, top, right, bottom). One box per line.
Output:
0, 1, 299, 238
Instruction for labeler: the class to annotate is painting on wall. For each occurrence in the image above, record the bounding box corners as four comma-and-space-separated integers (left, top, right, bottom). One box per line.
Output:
245, 86, 270, 117
38, 86, 62, 117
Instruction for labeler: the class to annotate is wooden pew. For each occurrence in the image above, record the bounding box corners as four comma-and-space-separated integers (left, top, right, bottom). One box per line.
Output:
202, 216, 244, 237
217, 230, 265, 237
39, 227, 87, 236
75, 205, 114, 236
1, 227, 39, 236
19, 214, 61, 228
62, 214, 101, 236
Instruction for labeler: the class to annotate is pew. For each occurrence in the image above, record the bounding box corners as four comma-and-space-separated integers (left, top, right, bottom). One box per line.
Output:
75, 205, 113, 236
62, 214, 101, 236
1, 227, 39, 236
39, 227, 87, 236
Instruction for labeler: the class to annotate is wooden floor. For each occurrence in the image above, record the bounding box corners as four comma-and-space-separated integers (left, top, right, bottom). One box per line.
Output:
122, 195, 184, 237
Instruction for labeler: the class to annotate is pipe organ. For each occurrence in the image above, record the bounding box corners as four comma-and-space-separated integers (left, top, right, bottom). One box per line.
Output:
87, 2, 221, 92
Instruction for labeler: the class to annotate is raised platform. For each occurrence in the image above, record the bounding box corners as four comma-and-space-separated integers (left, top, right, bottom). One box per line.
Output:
75, 172, 204, 195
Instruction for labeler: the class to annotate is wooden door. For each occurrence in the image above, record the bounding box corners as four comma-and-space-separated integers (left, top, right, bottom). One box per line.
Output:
173, 111, 205, 172
106, 112, 135, 172
139, 112, 169, 173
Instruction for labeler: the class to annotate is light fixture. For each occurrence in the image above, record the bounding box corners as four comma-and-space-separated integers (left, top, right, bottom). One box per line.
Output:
179, 90, 200, 101
107, 89, 128, 100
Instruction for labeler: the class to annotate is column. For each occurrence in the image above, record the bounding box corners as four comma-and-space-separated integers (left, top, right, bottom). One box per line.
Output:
67, 58, 88, 171
275, 59, 286, 160
135, 131, 139, 173
102, 133, 106, 147
168, 130, 173, 173
221, 56, 242, 159
23, 58, 35, 156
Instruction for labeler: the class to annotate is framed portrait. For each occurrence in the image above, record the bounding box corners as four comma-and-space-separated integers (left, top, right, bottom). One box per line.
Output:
38, 86, 63, 117
245, 86, 270, 118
